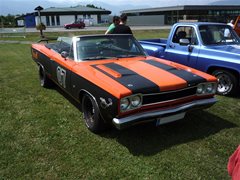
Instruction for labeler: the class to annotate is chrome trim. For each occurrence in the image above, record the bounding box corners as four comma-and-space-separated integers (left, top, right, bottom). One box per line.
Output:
79, 89, 97, 103
113, 97, 217, 130
72, 37, 79, 62
142, 95, 196, 107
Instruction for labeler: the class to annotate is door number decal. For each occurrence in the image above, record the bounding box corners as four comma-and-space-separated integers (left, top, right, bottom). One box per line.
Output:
57, 66, 66, 88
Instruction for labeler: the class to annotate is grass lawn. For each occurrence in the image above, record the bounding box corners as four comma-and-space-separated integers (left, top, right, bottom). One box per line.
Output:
0, 31, 240, 179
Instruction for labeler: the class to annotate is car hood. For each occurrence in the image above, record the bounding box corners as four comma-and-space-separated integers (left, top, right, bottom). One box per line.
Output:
74, 57, 214, 98
205, 44, 240, 60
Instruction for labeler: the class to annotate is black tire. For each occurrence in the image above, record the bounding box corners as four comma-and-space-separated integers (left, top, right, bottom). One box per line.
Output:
212, 70, 238, 95
39, 65, 53, 88
82, 94, 107, 133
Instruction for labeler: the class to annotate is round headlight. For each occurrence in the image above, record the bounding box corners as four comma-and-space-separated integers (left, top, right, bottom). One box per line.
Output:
120, 98, 129, 111
131, 95, 141, 107
206, 83, 213, 93
197, 84, 204, 94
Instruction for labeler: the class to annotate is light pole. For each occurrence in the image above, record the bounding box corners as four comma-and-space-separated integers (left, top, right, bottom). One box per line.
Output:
34, 6, 44, 38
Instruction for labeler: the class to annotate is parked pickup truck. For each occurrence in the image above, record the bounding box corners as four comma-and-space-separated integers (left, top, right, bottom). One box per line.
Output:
139, 22, 240, 95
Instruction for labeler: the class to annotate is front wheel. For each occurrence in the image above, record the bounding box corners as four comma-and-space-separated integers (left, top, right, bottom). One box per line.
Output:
82, 94, 107, 133
212, 70, 238, 95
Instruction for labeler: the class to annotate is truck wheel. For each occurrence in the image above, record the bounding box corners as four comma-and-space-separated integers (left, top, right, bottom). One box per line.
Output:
212, 70, 238, 95
82, 94, 107, 133
39, 66, 53, 88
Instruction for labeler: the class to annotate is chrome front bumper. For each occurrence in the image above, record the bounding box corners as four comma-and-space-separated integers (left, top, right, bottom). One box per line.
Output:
112, 97, 217, 130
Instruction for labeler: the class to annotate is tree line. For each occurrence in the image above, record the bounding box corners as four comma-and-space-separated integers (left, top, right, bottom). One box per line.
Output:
0, 14, 17, 27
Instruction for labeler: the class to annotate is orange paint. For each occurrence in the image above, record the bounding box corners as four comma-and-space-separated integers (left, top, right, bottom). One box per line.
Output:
117, 59, 187, 91
96, 64, 122, 78
152, 57, 217, 82
31, 44, 216, 101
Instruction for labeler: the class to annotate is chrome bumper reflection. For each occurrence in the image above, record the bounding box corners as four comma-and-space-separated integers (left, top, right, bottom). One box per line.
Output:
113, 97, 217, 130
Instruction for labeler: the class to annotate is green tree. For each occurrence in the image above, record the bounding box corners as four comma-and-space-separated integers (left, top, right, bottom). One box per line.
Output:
0, 14, 16, 27
86, 4, 105, 10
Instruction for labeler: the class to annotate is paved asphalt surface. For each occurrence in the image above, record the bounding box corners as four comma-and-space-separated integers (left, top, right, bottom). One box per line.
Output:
1, 25, 171, 34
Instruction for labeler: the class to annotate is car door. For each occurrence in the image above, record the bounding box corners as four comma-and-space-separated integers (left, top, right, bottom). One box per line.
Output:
49, 43, 76, 93
164, 26, 200, 68
73, 21, 79, 28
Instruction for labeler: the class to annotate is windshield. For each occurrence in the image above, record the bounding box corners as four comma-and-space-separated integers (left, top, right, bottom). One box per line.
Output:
199, 24, 240, 46
76, 35, 146, 61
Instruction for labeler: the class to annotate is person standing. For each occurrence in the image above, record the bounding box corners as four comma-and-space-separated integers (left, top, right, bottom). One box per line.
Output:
228, 19, 234, 28
105, 16, 120, 35
112, 13, 132, 34
224, 19, 234, 37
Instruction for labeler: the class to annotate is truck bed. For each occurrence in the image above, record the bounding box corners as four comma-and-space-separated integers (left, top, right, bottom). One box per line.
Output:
139, 38, 167, 48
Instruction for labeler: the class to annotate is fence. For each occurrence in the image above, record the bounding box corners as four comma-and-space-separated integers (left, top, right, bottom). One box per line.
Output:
0, 27, 26, 38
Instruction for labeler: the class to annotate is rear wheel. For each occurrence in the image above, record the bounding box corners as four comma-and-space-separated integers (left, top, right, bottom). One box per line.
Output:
212, 70, 238, 95
39, 66, 53, 88
82, 94, 107, 133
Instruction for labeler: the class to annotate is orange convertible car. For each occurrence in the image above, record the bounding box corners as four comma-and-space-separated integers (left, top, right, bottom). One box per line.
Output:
31, 35, 217, 133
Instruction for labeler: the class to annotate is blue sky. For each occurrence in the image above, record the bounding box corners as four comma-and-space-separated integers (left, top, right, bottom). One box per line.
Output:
0, 0, 239, 15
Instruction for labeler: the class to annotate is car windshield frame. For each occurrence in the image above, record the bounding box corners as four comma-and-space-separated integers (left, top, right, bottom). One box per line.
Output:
75, 35, 147, 61
199, 24, 240, 46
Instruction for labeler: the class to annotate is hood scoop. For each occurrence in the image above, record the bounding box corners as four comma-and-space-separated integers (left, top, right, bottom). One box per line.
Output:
96, 65, 122, 78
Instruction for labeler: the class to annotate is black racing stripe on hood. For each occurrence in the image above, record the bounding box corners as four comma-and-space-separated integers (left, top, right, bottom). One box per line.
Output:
93, 63, 160, 94
144, 60, 207, 86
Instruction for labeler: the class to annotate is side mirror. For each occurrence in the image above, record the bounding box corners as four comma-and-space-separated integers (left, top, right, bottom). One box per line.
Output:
61, 51, 69, 59
179, 38, 190, 46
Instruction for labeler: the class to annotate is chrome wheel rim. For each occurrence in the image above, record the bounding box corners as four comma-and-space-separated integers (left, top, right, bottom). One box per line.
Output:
217, 74, 232, 93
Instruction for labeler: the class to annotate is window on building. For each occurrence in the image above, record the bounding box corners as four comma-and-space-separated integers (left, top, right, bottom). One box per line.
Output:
51, 16, 55, 26
46, 16, 50, 26
56, 15, 60, 26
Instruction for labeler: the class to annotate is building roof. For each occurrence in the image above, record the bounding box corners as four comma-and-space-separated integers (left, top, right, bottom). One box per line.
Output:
39, 5, 111, 15
121, 5, 240, 14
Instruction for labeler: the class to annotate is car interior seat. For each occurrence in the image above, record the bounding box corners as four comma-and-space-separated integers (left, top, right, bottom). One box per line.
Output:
177, 31, 187, 40
172, 31, 187, 43
200, 31, 213, 45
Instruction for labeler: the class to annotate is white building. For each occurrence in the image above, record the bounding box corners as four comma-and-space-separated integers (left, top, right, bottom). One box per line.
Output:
35, 5, 111, 27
